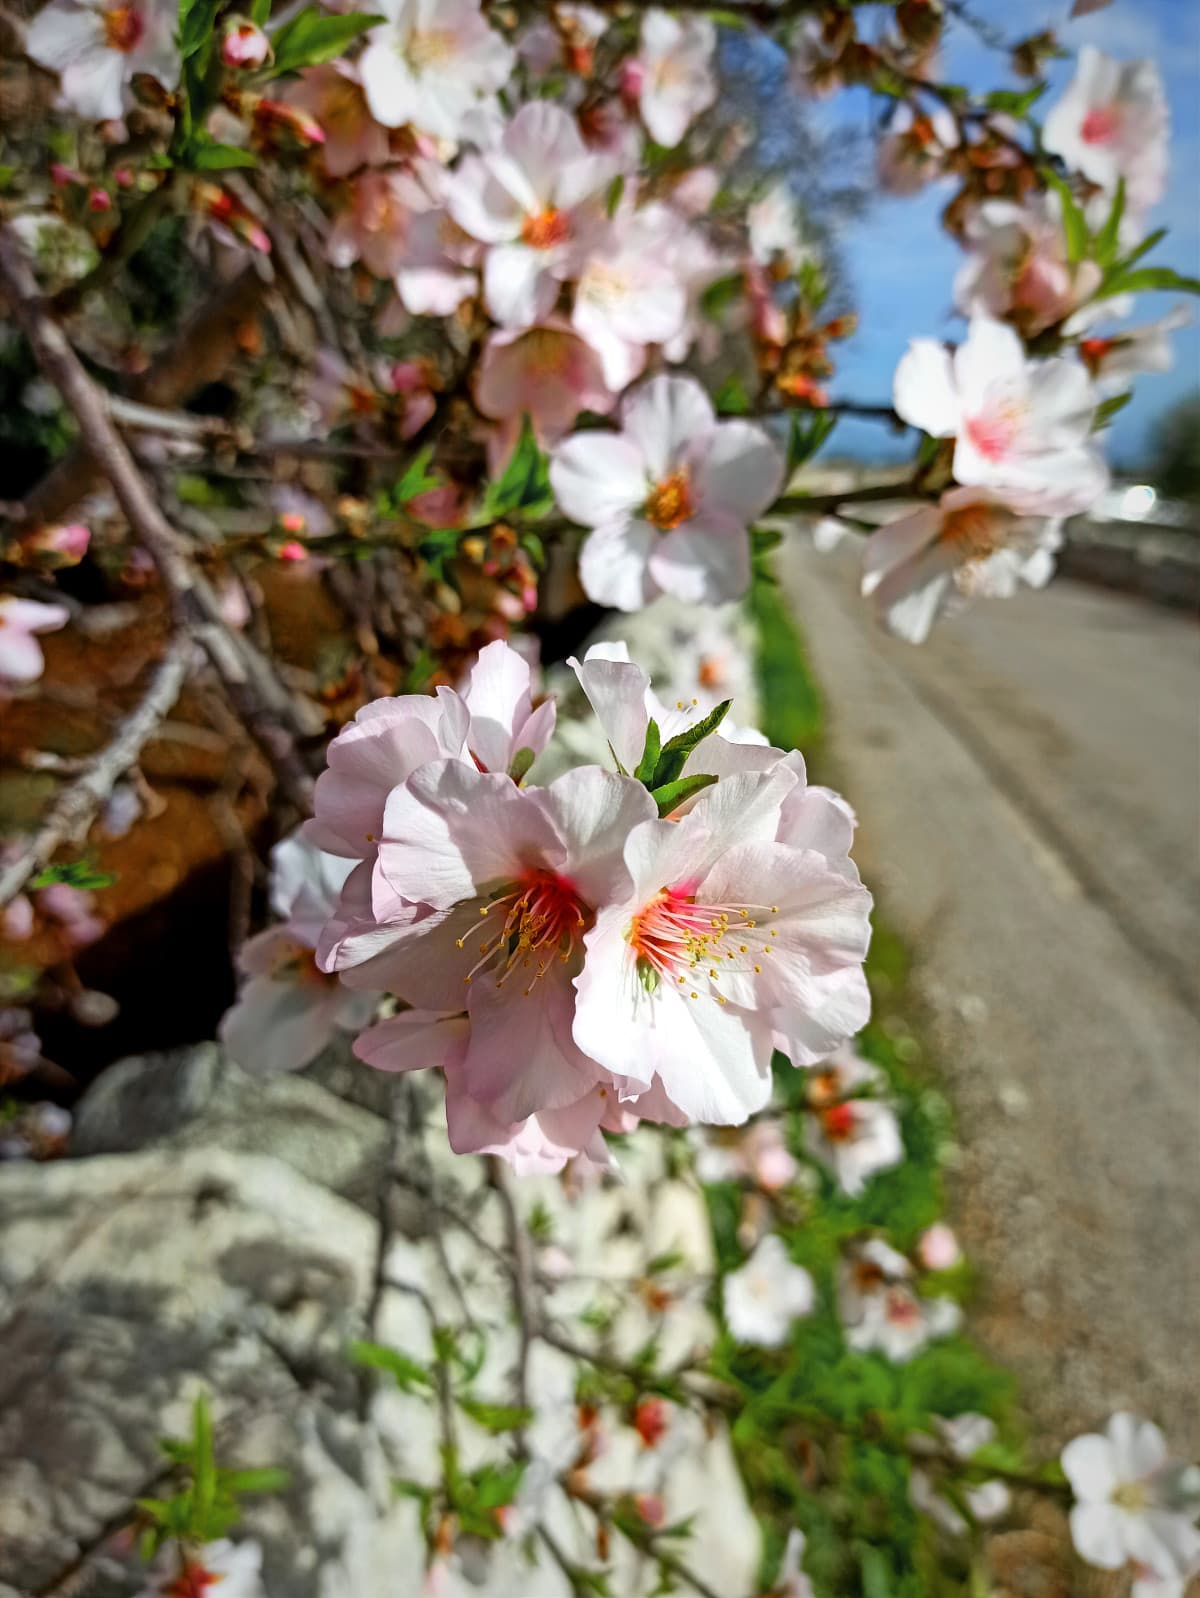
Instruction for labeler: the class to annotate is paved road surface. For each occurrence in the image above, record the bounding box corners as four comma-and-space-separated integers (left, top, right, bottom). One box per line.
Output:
781, 538, 1200, 1449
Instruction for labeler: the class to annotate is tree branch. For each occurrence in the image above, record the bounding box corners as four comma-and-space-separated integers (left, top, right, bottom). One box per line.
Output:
0, 224, 316, 810
0, 635, 193, 908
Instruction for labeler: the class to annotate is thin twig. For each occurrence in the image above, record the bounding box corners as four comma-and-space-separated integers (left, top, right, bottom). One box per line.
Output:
0, 224, 316, 811
0, 636, 192, 907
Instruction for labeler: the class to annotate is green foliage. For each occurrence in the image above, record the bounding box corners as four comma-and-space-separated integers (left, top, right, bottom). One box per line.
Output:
30, 858, 116, 891
650, 772, 718, 817
786, 410, 837, 477
267, 8, 382, 75
348, 1339, 433, 1393
639, 699, 732, 790
138, 1394, 288, 1561
718, 585, 1025, 1596
747, 575, 822, 752
479, 417, 555, 521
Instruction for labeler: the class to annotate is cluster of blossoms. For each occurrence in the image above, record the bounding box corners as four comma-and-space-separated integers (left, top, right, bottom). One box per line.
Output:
286, 637, 875, 1171
855, 41, 1189, 644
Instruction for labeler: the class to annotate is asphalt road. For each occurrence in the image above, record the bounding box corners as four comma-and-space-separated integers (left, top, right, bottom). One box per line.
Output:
780, 537, 1200, 1449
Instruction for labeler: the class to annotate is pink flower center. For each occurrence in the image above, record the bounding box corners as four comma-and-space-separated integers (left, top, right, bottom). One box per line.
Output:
270, 938, 341, 989
163, 1565, 218, 1598
521, 207, 571, 251
962, 404, 1023, 464
103, 3, 144, 51
626, 885, 779, 1003
406, 27, 456, 70
884, 1287, 922, 1328
819, 1101, 858, 1143
1081, 104, 1121, 145
457, 870, 590, 993
938, 501, 1008, 560
643, 470, 695, 531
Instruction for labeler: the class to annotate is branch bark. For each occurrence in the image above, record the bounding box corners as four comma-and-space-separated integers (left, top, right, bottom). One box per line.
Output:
0, 635, 193, 908
0, 225, 316, 810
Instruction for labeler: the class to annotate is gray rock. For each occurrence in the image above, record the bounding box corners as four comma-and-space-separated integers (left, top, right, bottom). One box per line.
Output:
71, 1044, 391, 1211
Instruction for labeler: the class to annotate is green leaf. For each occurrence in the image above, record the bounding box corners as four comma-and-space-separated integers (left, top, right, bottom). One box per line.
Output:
1109, 225, 1167, 277
392, 442, 440, 505
508, 746, 536, 783
1099, 265, 1200, 299
605, 173, 625, 218
699, 272, 745, 321
787, 409, 837, 475
481, 417, 553, 520
634, 719, 662, 785
458, 1399, 534, 1434
714, 374, 751, 415
268, 8, 381, 75
984, 84, 1045, 117
29, 859, 116, 891
1094, 177, 1125, 267
249, 0, 270, 19
191, 1394, 217, 1530
650, 699, 732, 788
651, 772, 718, 817
347, 1340, 433, 1393
1043, 171, 1088, 266
219, 1467, 291, 1495
1092, 390, 1131, 430
190, 142, 258, 171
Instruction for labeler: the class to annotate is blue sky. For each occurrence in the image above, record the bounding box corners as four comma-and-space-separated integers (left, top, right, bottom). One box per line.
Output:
770, 1, 1200, 465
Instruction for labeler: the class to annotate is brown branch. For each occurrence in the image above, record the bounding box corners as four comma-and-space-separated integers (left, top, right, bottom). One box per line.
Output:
0, 635, 192, 908
0, 225, 316, 810
18, 265, 264, 529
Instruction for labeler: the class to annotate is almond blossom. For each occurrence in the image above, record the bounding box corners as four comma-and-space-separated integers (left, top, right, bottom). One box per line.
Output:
447, 102, 617, 328
861, 486, 1064, 644
1062, 1414, 1200, 1583
306, 638, 555, 861
1043, 47, 1168, 221
326, 168, 434, 281
892, 316, 1108, 514
909, 1414, 1011, 1536
722, 1232, 815, 1347
747, 182, 813, 274
804, 1044, 904, 1196
1079, 307, 1192, 392
768, 1529, 815, 1598
837, 1238, 961, 1363
570, 204, 689, 391
359, 0, 513, 143
876, 104, 960, 196
627, 10, 717, 149
569, 641, 778, 785
0, 596, 68, 685
219, 835, 376, 1076
572, 765, 872, 1126
289, 62, 390, 179
136, 1539, 265, 1598
26, 0, 179, 122
693, 1120, 799, 1191
475, 319, 615, 447
549, 374, 785, 609
324, 763, 657, 1126
954, 193, 1104, 337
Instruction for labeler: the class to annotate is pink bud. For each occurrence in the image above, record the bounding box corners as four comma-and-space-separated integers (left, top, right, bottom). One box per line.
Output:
88, 188, 112, 213
278, 540, 308, 563
50, 162, 81, 187
221, 18, 271, 69
26, 522, 91, 569
620, 57, 646, 99
278, 511, 307, 534
113, 165, 135, 188
917, 1223, 961, 1272
633, 1493, 666, 1528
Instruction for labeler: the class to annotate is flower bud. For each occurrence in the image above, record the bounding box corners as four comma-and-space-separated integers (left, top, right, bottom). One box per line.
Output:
221, 17, 271, 69
24, 521, 91, 570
